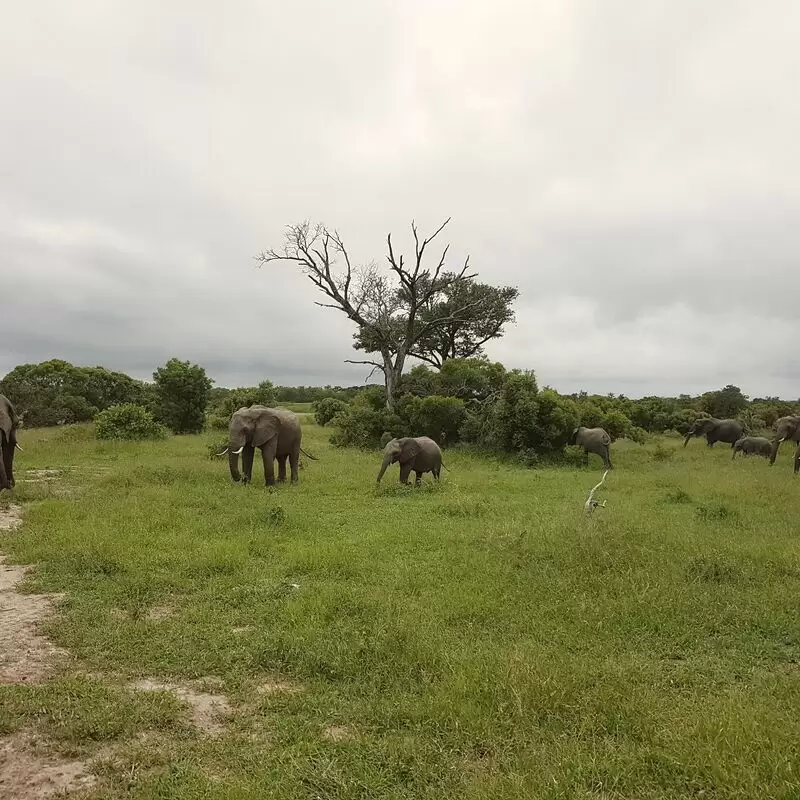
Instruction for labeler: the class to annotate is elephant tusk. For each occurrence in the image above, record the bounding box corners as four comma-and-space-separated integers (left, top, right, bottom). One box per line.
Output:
216, 448, 229, 456
14, 443, 23, 452
231, 446, 244, 455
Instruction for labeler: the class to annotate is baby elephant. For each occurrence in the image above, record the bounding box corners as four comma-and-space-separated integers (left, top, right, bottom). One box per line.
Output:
377, 436, 442, 485
732, 436, 772, 459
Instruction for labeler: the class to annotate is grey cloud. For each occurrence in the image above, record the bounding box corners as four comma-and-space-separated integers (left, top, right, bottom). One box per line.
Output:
2, 1, 799, 398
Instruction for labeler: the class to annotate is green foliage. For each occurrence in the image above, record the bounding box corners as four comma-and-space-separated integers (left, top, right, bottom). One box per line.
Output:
206, 381, 277, 430
94, 404, 167, 441
313, 397, 349, 427
152, 358, 213, 434
0, 359, 150, 427
329, 405, 390, 449
400, 395, 466, 444
700, 384, 749, 419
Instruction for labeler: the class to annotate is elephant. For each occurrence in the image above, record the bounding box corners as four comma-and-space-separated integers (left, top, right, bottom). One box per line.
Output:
377, 436, 443, 485
768, 415, 800, 474
731, 436, 772, 459
683, 417, 745, 448
569, 426, 613, 469
218, 405, 317, 486
0, 394, 22, 491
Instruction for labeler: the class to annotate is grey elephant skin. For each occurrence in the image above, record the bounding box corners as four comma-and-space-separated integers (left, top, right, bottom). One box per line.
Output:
570, 426, 613, 469
377, 436, 443, 485
0, 395, 21, 490
732, 436, 772, 459
222, 405, 316, 486
683, 417, 745, 448
769, 415, 800, 474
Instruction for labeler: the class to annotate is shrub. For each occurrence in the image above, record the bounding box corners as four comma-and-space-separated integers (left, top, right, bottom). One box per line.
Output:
314, 397, 349, 427
153, 358, 212, 434
329, 406, 388, 449
95, 404, 168, 441
627, 426, 648, 444
403, 395, 466, 444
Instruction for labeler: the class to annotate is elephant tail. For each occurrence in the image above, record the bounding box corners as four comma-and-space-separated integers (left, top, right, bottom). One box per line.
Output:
441, 460, 450, 472
300, 447, 319, 461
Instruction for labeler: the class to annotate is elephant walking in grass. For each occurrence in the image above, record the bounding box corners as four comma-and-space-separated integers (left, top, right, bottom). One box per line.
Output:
570, 427, 613, 469
377, 436, 443, 485
769, 416, 800, 474
732, 436, 772, 459
0, 395, 22, 491
683, 417, 745, 449
219, 405, 316, 486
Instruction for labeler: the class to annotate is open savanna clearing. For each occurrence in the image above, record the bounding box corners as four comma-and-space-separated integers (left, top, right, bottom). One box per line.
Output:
1, 422, 799, 798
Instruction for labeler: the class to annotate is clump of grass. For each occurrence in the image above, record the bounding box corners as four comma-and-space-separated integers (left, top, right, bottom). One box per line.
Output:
265, 506, 286, 526
651, 441, 674, 461
695, 502, 736, 522
687, 556, 739, 584
665, 487, 692, 504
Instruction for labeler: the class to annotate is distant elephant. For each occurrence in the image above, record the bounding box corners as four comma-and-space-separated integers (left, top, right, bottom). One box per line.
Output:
732, 436, 772, 459
0, 394, 22, 491
683, 417, 745, 448
377, 436, 443, 485
218, 405, 316, 486
570, 426, 613, 469
768, 415, 800, 474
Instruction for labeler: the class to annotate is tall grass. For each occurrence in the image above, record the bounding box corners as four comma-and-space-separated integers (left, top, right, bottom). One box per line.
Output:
2, 423, 800, 798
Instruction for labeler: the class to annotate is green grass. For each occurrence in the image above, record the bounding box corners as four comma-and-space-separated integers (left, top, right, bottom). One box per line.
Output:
2, 423, 800, 798
277, 401, 314, 413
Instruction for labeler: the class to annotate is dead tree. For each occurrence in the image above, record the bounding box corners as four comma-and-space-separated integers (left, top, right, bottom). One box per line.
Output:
256, 219, 482, 410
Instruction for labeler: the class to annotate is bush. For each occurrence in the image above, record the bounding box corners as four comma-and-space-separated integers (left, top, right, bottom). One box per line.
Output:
314, 397, 349, 427
626, 426, 648, 444
329, 406, 387, 449
153, 358, 213, 434
402, 395, 466, 444
95, 404, 167, 441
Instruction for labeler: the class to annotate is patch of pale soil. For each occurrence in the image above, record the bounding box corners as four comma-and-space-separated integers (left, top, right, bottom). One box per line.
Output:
231, 625, 255, 634
256, 678, 304, 696
323, 725, 354, 742
0, 505, 22, 533
131, 678, 232, 736
146, 605, 175, 621
0, 731, 95, 799
21, 469, 62, 482
0, 558, 67, 684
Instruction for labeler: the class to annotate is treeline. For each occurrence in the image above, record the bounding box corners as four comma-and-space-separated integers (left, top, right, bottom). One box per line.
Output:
0, 359, 365, 432
314, 359, 800, 461
2, 358, 798, 458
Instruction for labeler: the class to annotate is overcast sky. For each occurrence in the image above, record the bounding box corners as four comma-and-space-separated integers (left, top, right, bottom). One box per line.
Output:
2, 1, 799, 398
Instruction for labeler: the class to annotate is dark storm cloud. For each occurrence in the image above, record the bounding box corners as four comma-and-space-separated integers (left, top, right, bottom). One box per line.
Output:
2, 1, 799, 397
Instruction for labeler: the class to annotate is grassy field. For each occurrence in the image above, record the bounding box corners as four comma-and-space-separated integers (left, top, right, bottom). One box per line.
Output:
2, 421, 800, 798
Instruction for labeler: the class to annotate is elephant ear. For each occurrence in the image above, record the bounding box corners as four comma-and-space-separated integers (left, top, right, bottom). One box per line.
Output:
252, 409, 279, 447
0, 399, 12, 438
399, 438, 422, 461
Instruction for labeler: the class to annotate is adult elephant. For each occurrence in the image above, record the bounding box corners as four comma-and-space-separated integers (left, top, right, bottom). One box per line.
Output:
219, 405, 316, 486
377, 436, 443, 485
683, 417, 745, 448
0, 394, 22, 491
570, 426, 613, 469
768, 415, 800, 474
731, 436, 772, 459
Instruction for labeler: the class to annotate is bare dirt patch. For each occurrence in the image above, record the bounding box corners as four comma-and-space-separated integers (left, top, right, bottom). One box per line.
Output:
0, 558, 67, 684
21, 469, 62, 482
256, 678, 304, 696
0, 505, 22, 533
146, 604, 175, 621
231, 625, 255, 634
0, 731, 96, 799
131, 678, 232, 736
323, 724, 355, 742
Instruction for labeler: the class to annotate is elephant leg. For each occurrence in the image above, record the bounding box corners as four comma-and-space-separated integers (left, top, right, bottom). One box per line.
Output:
289, 448, 299, 484
241, 445, 255, 484
0, 444, 8, 491
261, 441, 278, 486
276, 454, 288, 483
399, 462, 412, 484
414, 470, 423, 486
794, 443, 800, 475
604, 446, 613, 469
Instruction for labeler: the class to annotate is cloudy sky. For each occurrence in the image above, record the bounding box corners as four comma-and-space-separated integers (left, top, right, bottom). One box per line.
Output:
2, 1, 799, 398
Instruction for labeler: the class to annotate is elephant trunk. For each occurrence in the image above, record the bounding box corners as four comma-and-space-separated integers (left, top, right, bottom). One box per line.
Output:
376, 452, 393, 483
769, 437, 784, 465
228, 443, 245, 482
683, 433, 692, 448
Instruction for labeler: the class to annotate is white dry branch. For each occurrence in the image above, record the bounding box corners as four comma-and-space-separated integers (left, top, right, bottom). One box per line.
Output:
584, 470, 609, 515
